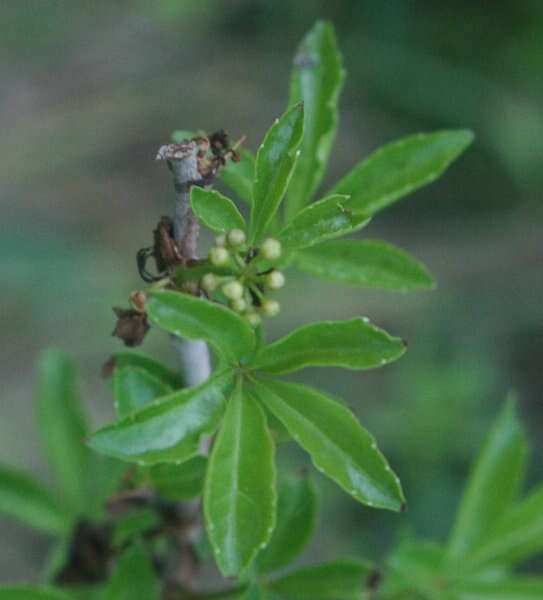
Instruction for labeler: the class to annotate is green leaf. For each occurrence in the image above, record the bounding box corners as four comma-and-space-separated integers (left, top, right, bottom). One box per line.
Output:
254, 380, 404, 511
221, 148, 255, 205
268, 560, 374, 600
147, 289, 256, 364
143, 455, 207, 501
204, 382, 276, 576
0, 465, 67, 535
447, 398, 529, 562
104, 543, 160, 600
191, 187, 246, 233
252, 318, 405, 375
455, 578, 543, 599
470, 483, 543, 567
286, 21, 345, 219
0, 589, 72, 600
113, 508, 161, 548
89, 372, 231, 465
332, 130, 474, 215
37, 350, 90, 513
278, 195, 369, 250
113, 366, 172, 418
384, 541, 446, 596
295, 240, 435, 290
108, 352, 183, 389
255, 473, 318, 575
249, 104, 304, 243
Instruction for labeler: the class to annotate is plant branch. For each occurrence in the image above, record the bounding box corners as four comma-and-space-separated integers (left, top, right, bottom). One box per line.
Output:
156, 141, 211, 388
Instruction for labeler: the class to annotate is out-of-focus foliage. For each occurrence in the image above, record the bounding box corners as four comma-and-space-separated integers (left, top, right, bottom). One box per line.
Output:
1, 0, 542, 590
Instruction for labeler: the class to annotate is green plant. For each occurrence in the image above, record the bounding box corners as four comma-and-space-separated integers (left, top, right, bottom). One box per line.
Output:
5, 20, 539, 600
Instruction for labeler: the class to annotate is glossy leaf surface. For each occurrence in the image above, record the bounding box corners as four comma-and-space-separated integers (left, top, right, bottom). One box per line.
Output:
113, 366, 171, 418
255, 473, 318, 575
108, 351, 183, 388
147, 290, 255, 364
205, 384, 276, 576
332, 130, 474, 215
0, 465, 67, 535
255, 380, 404, 511
286, 21, 345, 218
249, 104, 304, 243
295, 240, 435, 290
191, 187, 245, 233
89, 372, 230, 465
448, 399, 528, 561
252, 318, 405, 374
278, 195, 369, 250
268, 560, 374, 600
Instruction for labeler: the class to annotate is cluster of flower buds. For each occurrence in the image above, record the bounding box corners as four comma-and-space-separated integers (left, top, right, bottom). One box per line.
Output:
202, 230, 285, 327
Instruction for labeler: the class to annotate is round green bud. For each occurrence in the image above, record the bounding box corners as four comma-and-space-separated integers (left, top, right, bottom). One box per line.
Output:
261, 238, 282, 261
209, 246, 229, 266
246, 311, 262, 327
222, 280, 244, 301
266, 270, 285, 290
227, 228, 246, 247
201, 273, 218, 292
262, 298, 280, 317
215, 234, 227, 247
230, 298, 247, 313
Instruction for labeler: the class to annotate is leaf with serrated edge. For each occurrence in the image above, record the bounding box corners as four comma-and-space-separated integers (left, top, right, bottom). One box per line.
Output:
0, 465, 67, 535
249, 104, 304, 244
447, 398, 529, 562
205, 382, 276, 576
114, 366, 172, 418
191, 187, 245, 233
278, 194, 369, 250
89, 372, 231, 465
255, 471, 318, 575
295, 239, 435, 290
252, 318, 405, 374
286, 21, 345, 219
147, 290, 255, 364
255, 379, 404, 511
332, 130, 474, 215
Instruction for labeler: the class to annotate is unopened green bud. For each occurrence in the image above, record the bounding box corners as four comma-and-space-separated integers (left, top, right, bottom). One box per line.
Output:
262, 298, 280, 317
230, 298, 247, 313
209, 247, 229, 266
266, 270, 285, 290
227, 229, 246, 247
201, 273, 218, 292
261, 238, 282, 261
222, 280, 244, 301
246, 312, 262, 327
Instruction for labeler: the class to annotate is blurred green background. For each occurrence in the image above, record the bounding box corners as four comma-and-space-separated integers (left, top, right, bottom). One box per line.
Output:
1, 0, 542, 583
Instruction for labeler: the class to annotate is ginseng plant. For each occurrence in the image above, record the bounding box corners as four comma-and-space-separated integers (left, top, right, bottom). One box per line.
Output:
0, 20, 478, 600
